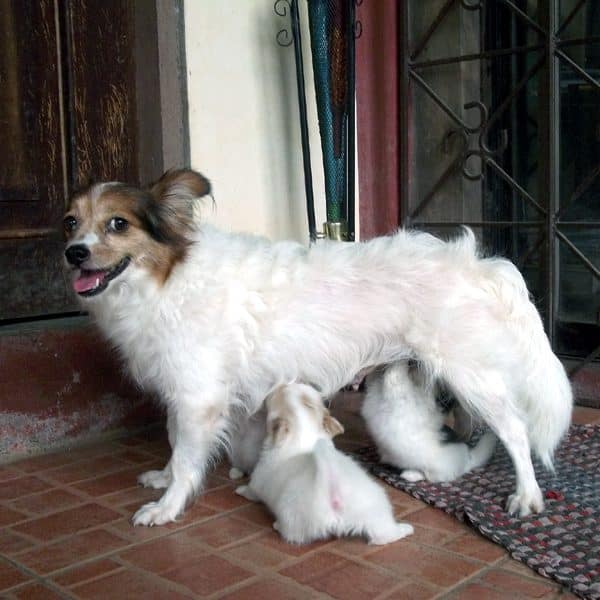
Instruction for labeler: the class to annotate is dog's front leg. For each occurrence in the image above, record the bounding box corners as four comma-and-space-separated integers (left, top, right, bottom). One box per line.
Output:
137, 408, 177, 489
132, 397, 226, 526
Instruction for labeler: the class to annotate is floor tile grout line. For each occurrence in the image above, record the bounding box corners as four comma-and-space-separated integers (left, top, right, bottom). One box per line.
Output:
15, 506, 267, 581
65, 558, 200, 599
1, 552, 72, 598
3, 424, 166, 471
428, 555, 563, 600
5, 490, 117, 522
51, 563, 126, 593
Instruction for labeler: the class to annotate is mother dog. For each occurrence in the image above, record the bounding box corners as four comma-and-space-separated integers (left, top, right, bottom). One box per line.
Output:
63, 169, 572, 525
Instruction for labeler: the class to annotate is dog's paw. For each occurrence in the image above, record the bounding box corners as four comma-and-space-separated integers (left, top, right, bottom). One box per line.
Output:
137, 469, 170, 490
229, 467, 245, 480
132, 501, 179, 526
506, 488, 544, 517
400, 469, 425, 482
369, 523, 414, 545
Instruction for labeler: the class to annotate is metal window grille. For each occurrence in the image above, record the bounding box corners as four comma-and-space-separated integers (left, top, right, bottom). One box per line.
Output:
399, 0, 600, 373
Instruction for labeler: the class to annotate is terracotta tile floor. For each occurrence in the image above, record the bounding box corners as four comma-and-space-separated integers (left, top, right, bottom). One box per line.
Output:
1, 397, 598, 599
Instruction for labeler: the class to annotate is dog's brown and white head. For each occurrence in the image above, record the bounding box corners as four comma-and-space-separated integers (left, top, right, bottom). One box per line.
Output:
63, 169, 210, 298
264, 383, 344, 448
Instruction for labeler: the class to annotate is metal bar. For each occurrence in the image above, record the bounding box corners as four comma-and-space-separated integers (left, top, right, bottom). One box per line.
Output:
409, 159, 461, 221
399, 2, 411, 226
346, 0, 356, 241
556, 163, 600, 221
517, 232, 547, 270
555, 229, 600, 280
484, 156, 547, 215
555, 0, 586, 38
482, 54, 546, 143
499, 0, 547, 37
557, 221, 600, 228
0, 228, 59, 240
539, 1, 558, 346
555, 48, 600, 90
409, 70, 474, 132
289, 0, 317, 242
410, 0, 456, 61
558, 35, 600, 48
569, 342, 600, 377
412, 221, 544, 227
409, 130, 468, 221
412, 44, 544, 70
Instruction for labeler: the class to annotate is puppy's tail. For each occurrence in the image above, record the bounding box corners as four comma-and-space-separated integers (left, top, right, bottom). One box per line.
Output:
429, 432, 497, 482
313, 439, 344, 513
465, 431, 497, 470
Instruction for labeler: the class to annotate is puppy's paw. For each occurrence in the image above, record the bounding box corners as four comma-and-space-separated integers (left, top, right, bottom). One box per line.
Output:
368, 523, 414, 545
229, 467, 245, 480
132, 500, 179, 526
400, 469, 425, 483
137, 469, 170, 490
506, 487, 544, 517
235, 485, 259, 502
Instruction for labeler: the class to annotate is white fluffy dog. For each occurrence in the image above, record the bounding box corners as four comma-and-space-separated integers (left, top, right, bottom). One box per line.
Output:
362, 362, 497, 482
62, 169, 573, 525
236, 384, 414, 545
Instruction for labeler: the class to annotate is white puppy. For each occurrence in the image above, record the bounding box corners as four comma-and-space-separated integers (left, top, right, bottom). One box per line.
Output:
62, 169, 572, 525
236, 384, 414, 545
362, 362, 497, 482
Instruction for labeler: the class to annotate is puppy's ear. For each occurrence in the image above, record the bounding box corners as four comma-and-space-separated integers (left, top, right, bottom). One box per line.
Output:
323, 414, 344, 438
268, 417, 290, 445
301, 392, 318, 411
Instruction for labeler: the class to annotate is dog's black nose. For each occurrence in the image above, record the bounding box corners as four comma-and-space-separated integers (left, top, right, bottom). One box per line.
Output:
65, 244, 90, 266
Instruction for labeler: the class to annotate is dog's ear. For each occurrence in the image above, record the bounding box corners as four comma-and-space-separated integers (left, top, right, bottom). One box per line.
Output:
143, 169, 211, 246
268, 417, 290, 445
323, 414, 344, 438
150, 168, 211, 203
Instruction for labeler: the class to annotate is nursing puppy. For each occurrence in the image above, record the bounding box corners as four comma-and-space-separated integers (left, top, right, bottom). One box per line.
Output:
62, 168, 572, 525
236, 384, 414, 545
362, 362, 497, 482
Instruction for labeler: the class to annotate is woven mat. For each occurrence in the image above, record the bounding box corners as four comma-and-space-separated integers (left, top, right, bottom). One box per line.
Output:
354, 424, 600, 599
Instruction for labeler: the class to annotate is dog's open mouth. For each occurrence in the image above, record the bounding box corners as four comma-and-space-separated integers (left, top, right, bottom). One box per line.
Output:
73, 257, 131, 297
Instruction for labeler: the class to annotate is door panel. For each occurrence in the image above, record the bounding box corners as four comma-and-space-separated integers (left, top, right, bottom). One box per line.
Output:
0, 0, 75, 319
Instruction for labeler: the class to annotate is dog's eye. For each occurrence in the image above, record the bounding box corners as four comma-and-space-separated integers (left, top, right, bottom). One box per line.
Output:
108, 217, 129, 233
63, 216, 77, 233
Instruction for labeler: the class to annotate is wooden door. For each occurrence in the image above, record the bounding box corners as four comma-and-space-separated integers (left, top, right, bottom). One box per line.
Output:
0, 0, 163, 321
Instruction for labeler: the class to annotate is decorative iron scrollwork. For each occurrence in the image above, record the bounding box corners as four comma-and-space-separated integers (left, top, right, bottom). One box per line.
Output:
274, 0, 293, 47
460, 0, 483, 11
441, 101, 509, 182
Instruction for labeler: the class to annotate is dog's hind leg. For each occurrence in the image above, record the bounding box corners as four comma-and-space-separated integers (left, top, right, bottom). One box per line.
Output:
449, 370, 543, 517
491, 410, 544, 516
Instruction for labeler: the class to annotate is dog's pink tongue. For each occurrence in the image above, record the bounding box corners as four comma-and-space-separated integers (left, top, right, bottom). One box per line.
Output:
73, 271, 105, 293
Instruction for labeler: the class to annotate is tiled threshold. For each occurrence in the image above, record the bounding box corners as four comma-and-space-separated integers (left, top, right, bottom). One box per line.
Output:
1, 401, 597, 599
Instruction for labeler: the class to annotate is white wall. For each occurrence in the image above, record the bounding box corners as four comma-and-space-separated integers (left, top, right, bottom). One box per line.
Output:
184, 0, 358, 243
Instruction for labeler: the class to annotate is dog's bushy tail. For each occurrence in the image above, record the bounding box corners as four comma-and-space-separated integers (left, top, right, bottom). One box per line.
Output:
483, 258, 573, 470
523, 339, 572, 471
